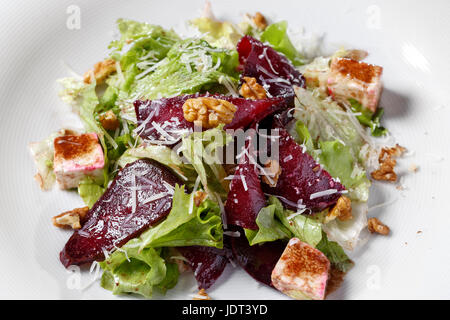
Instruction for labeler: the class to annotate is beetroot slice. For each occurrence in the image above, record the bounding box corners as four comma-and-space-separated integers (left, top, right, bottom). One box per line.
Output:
177, 246, 231, 290
60, 159, 182, 267
224, 135, 266, 230
237, 35, 306, 97
264, 127, 345, 212
134, 94, 290, 142
230, 228, 286, 287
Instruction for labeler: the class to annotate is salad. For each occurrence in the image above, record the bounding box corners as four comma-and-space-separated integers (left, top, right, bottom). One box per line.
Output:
29, 4, 407, 300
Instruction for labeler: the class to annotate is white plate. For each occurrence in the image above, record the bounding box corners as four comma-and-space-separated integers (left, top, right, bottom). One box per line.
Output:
1, 0, 449, 299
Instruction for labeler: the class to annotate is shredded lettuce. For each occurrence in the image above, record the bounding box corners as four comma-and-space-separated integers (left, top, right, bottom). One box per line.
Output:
129, 38, 239, 100
261, 21, 305, 66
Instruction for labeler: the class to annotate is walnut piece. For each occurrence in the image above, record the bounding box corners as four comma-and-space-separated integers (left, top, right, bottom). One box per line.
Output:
368, 217, 390, 235
371, 144, 406, 182
193, 289, 212, 300
182, 97, 237, 129
261, 159, 281, 187
253, 12, 268, 30
239, 77, 267, 100
194, 190, 208, 207
99, 110, 120, 131
83, 59, 117, 84
52, 207, 89, 229
324, 196, 352, 223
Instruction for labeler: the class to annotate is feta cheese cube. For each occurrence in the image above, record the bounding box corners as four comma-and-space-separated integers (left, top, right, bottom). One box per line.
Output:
53, 133, 104, 189
271, 238, 330, 300
327, 57, 383, 112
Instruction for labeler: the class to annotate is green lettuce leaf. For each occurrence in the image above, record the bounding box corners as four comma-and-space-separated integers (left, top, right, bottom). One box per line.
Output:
117, 144, 197, 187
100, 246, 171, 298
78, 177, 105, 208
316, 232, 354, 272
244, 201, 292, 245
348, 99, 387, 137
129, 38, 239, 100
270, 197, 323, 248
180, 125, 232, 199
260, 21, 305, 66
137, 184, 223, 250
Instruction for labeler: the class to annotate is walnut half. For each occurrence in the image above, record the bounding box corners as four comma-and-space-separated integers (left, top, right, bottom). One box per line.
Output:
52, 206, 89, 229
368, 217, 390, 235
239, 77, 267, 100
324, 196, 352, 223
182, 97, 237, 129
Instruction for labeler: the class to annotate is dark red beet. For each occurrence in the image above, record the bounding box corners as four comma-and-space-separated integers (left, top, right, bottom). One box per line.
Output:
264, 127, 345, 212
134, 94, 291, 142
237, 35, 306, 97
60, 159, 182, 267
230, 228, 286, 287
224, 136, 266, 230
177, 246, 231, 290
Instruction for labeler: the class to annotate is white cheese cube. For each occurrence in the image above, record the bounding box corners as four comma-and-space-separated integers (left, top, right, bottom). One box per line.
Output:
271, 238, 330, 300
53, 133, 104, 189
328, 57, 383, 112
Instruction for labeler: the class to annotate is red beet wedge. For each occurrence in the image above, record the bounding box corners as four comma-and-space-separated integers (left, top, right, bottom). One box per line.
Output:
225, 136, 266, 230
237, 35, 306, 98
60, 159, 182, 267
264, 127, 345, 212
134, 94, 291, 143
177, 246, 231, 290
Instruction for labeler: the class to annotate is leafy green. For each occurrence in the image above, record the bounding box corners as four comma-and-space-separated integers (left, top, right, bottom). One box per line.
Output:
261, 21, 305, 66
244, 202, 292, 245
190, 17, 242, 50
100, 246, 170, 298
129, 38, 239, 100
137, 185, 223, 250
77, 177, 105, 208
180, 125, 232, 199
318, 140, 370, 202
316, 232, 354, 272
348, 99, 387, 137
270, 197, 323, 248
293, 87, 365, 158
109, 19, 180, 66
